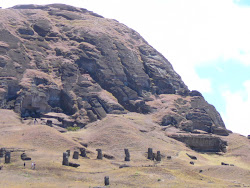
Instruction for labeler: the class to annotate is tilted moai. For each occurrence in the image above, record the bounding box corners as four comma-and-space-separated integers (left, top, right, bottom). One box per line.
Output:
21, 153, 31, 160
66, 150, 70, 157
69, 162, 80, 168
104, 176, 110, 186
5, 151, 11, 163
73, 151, 79, 159
96, 149, 103, 160
124, 148, 130, 161
148, 148, 154, 160
156, 151, 161, 161
80, 148, 87, 157
62, 152, 69, 166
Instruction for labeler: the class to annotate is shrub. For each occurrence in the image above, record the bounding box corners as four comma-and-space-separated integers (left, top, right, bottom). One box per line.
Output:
66, 126, 80, 131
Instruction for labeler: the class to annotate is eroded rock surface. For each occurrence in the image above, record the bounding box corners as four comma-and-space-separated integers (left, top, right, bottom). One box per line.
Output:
169, 134, 227, 152
0, 4, 227, 133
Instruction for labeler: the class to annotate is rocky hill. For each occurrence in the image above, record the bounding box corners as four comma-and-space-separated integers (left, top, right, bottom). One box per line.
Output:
0, 4, 250, 188
0, 4, 227, 136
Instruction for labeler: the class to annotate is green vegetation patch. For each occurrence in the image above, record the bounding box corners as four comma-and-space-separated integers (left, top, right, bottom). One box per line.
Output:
66, 126, 80, 131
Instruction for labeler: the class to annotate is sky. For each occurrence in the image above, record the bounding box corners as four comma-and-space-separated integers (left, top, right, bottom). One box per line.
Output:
1, 0, 250, 136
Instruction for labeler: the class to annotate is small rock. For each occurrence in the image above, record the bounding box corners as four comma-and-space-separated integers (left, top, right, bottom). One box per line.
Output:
119, 164, 130, 168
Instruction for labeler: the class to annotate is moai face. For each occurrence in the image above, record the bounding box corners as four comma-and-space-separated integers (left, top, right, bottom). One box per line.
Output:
5, 151, 11, 163
62, 152, 69, 166
96, 149, 103, 160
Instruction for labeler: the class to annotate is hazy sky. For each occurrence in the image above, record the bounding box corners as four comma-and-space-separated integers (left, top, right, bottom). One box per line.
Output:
1, 0, 250, 136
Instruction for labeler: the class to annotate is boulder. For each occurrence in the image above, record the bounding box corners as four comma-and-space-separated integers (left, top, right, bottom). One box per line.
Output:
211, 127, 229, 136
32, 19, 52, 37
161, 115, 177, 126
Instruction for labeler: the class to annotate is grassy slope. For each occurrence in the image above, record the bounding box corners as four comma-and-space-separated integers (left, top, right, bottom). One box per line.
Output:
0, 110, 249, 187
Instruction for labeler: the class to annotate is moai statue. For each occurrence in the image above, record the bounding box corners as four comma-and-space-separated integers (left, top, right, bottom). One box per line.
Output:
148, 148, 153, 160
96, 149, 103, 160
5, 151, 11, 163
66, 150, 70, 157
80, 148, 87, 157
73, 151, 79, 159
0, 148, 5, 158
62, 152, 69, 166
46, 120, 52, 126
104, 176, 110, 186
124, 148, 130, 161
156, 151, 161, 162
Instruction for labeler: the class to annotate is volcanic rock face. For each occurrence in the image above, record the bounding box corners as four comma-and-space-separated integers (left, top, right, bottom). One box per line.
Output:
169, 134, 227, 152
0, 4, 227, 132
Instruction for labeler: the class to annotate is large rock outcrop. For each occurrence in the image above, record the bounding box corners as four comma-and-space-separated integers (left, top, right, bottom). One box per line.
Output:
0, 4, 227, 133
168, 134, 228, 152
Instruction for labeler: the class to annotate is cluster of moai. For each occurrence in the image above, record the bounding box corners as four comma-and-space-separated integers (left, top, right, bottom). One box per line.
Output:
62, 150, 80, 167
0, 148, 11, 164
62, 147, 164, 168
0, 148, 32, 166
147, 148, 162, 162
61, 147, 165, 186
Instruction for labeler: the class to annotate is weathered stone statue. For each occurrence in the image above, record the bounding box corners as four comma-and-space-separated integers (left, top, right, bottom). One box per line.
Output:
21, 153, 31, 160
62, 152, 69, 166
148, 148, 153, 160
0, 148, 5, 158
104, 176, 110, 186
156, 151, 161, 161
96, 149, 103, 160
46, 120, 52, 126
80, 148, 87, 157
66, 150, 70, 157
5, 151, 10, 163
124, 149, 130, 161
69, 162, 80, 168
73, 151, 79, 159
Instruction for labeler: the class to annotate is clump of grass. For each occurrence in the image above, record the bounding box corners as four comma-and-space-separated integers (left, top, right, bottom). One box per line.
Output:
66, 126, 80, 131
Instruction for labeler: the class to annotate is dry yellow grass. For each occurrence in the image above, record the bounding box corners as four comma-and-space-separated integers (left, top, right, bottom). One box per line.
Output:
0, 110, 249, 187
